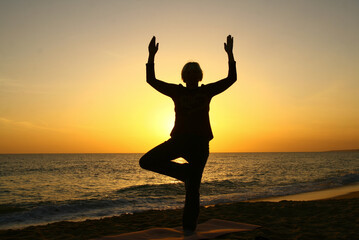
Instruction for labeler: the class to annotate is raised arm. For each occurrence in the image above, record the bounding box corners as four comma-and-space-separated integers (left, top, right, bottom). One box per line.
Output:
206, 35, 237, 97
146, 36, 177, 97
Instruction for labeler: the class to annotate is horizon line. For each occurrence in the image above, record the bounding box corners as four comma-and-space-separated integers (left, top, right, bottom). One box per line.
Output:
1, 149, 358, 154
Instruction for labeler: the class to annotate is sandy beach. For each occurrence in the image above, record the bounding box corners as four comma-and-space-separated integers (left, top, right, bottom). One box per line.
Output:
1, 185, 358, 240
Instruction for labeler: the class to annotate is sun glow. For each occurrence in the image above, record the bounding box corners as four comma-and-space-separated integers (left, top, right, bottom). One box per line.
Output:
1, 1, 358, 153
140, 99, 175, 144
151, 108, 175, 139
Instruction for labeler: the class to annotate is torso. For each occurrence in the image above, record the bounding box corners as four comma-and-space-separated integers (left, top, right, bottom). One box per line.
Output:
170, 85, 213, 140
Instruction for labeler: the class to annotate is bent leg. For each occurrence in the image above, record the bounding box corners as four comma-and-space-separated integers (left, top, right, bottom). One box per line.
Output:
139, 138, 188, 182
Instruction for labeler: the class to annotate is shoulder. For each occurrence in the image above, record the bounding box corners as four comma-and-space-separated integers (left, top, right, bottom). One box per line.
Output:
168, 84, 183, 98
176, 84, 186, 92
199, 83, 211, 93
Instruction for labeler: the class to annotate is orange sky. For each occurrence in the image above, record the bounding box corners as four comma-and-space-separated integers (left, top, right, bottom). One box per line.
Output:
1, 0, 359, 153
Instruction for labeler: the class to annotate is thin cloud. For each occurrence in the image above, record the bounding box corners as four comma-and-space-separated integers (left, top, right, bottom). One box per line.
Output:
0, 77, 51, 94
101, 49, 124, 59
0, 117, 65, 132
0, 78, 25, 90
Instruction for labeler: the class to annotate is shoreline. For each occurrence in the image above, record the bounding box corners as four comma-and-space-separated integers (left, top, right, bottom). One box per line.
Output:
2, 183, 359, 230
1, 184, 358, 239
249, 182, 359, 202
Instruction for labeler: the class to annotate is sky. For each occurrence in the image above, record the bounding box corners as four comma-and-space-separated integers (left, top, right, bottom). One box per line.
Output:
0, 0, 358, 153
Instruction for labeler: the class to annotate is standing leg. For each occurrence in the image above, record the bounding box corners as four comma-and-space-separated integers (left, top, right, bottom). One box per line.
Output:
182, 140, 209, 233
139, 138, 188, 182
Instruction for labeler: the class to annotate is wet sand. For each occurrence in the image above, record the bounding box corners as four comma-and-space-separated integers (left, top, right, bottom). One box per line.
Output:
1, 187, 358, 240
249, 183, 359, 202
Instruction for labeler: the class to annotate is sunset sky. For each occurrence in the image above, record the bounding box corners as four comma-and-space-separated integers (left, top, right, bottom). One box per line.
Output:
1, 0, 358, 153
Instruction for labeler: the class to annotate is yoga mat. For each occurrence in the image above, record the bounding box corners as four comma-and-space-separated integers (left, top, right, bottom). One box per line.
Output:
94, 219, 261, 240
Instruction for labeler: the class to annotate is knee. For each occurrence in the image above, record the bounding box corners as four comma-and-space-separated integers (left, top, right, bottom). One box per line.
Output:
139, 154, 151, 170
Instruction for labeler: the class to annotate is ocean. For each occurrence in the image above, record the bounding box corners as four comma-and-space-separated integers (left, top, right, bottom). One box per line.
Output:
1, 152, 358, 230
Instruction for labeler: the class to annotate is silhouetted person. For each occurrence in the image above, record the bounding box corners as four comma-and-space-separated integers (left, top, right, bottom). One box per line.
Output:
140, 35, 237, 235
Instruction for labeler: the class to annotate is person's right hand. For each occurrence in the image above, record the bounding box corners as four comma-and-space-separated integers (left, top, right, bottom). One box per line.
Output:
224, 35, 233, 55
148, 36, 159, 56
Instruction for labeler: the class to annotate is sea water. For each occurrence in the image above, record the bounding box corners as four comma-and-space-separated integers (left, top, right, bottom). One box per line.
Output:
0, 152, 358, 230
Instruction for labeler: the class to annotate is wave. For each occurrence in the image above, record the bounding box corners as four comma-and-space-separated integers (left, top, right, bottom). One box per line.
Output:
0, 196, 183, 230
334, 172, 359, 185
116, 183, 185, 197
1, 171, 358, 230
115, 179, 260, 198
0, 180, 243, 230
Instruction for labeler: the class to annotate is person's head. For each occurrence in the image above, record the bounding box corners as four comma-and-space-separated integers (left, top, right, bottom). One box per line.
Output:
181, 62, 203, 85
